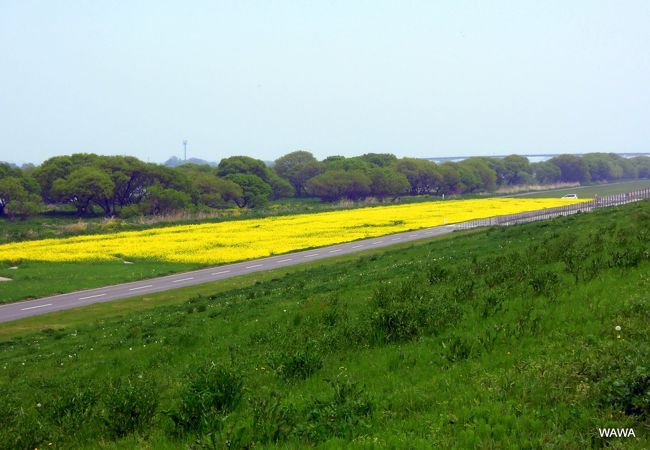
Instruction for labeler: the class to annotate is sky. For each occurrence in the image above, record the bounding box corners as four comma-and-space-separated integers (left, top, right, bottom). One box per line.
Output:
1, 1, 649, 165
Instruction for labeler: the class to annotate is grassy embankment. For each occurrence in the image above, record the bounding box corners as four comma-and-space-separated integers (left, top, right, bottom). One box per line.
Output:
1, 200, 649, 449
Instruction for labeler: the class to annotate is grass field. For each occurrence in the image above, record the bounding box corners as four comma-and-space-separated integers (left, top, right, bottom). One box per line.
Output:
513, 179, 650, 198
0, 198, 582, 304
1, 200, 648, 449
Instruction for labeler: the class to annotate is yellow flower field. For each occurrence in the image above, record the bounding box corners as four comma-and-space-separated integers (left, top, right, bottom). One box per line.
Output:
0, 198, 586, 264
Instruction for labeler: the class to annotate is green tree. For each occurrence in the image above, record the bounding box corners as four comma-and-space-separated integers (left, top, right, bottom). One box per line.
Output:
51, 167, 115, 215
532, 161, 561, 184
369, 168, 410, 198
394, 158, 442, 195
33, 154, 100, 202
225, 173, 273, 208
274, 151, 323, 196
438, 163, 462, 195
190, 173, 243, 208
0, 162, 22, 179
549, 155, 590, 183
217, 156, 272, 182
582, 153, 622, 181
274, 151, 318, 178
459, 159, 497, 192
0, 176, 29, 216
141, 185, 192, 215
305, 170, 371, 201
268, 174, 295, 199
632, 156, 650, 178
322, 156, 373, 173
359, 153, 398, 167
501, 155, 532, 185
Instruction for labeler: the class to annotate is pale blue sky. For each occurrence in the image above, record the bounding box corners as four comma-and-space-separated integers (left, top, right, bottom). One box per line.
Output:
1, 1, 649, 164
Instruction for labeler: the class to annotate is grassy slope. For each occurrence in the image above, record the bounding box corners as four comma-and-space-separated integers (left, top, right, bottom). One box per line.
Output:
1, 202, 649, 449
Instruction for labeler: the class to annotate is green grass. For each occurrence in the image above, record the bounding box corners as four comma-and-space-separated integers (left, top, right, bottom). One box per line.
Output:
513, 179, 650, 198
1, 201, 649, 448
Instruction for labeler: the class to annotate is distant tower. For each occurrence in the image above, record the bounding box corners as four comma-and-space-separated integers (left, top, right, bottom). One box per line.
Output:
183, 140, 188, 161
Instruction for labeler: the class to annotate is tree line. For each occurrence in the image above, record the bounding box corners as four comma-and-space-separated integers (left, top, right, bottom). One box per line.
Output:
1, 151, 649, 218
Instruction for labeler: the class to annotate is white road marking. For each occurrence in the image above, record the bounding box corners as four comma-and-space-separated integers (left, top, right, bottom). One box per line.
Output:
172, 277, 194, 283
329, 249, 342, 253
391, 237, 401, 241
352, 245, 363, 249
303, 253, 319, 258
212, 270, 230, 275
79, 293, 105, 300
276, 258, 293, 263
20, 303, 52, 311
129, 285, 153, 291
373, 241, 384, 245
246, 264, 263, 269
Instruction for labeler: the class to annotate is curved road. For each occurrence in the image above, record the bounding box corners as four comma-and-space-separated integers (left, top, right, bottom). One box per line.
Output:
0, 224, 462, 324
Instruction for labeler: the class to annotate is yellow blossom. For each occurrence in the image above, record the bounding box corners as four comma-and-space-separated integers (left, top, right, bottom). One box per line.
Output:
0, 198, 586, 264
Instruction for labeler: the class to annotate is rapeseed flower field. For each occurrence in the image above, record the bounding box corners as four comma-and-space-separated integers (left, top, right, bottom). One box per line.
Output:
0, 198, 585, 264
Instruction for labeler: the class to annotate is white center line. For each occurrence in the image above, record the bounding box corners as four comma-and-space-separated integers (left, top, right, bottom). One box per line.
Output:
212, 270, 230, 275
303, 253, 319, 258
373, 241, 384, 244
276, 258, 293, 263
351, 244, 363, 249
329, 249, 342, 253
21, 303, 52, 311
391, 237, 401, 241
246, 264, 263, 269
172, 277, 194, 283
79, 293, 106, 300
129, 285, 153, 291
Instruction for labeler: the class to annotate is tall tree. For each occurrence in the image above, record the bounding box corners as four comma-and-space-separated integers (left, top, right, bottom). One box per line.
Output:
502, 155, 532, 185
394, 158, 442, 195
532, 161, 561, 184
306, 170, 371, 201
549, 155, 590, 183
225, 173, 273, 208
359, 153, 398, 167
217, 156, 272, 182
274, 151, 323, 196
369, 168, 410, 198
51, 167, 115, 215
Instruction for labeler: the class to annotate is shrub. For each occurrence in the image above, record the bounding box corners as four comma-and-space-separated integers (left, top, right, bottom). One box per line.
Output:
277, 347, 323, 381
296, 374, 374, 442
250, 392, 297, 443
45, 383, 99, 435
528, 269, 560, 299
370, 282, 430, 342
101, 375, 158, 438
443, 335, 473, 363
167, 362, 243, 434
426, 263, 450, 285
601, 365, 650, 417
0, 394, 48, 450
370, 278, 461, 343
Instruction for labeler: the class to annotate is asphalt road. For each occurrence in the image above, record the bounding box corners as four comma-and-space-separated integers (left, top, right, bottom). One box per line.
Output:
0, 224, 462, 324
